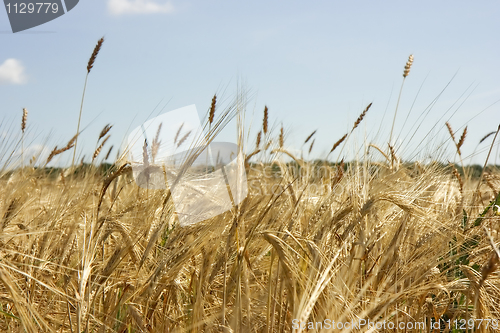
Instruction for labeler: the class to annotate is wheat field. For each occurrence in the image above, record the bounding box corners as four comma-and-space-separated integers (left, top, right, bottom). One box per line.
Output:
0, 44, 499, 333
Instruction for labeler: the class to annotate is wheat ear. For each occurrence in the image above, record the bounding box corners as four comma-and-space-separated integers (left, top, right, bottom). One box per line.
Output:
21, 108, 27, 133
256, 131, 261, 149
304, 130, 316, 144
174, 123, 184, 145
308, 139, 315, 154
263, 106, 268, 134
352, 103, 372, 132
151, 122, 162, 163
104, 145, 114, 160
177, 130, 192, 148
279, 125, 284, 148
457, 126, 467, 155
329, 133, 347, 154
46, 135, 77, 164
449, 162, 464, 193
92, 135, 110, 162
479, 131, 496, 144
98, 124, 112, 141
209, 94, 216, 126
445, 122, 456, 143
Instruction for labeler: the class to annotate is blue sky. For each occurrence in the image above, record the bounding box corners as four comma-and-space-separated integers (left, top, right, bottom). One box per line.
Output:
1, 0, 500, 167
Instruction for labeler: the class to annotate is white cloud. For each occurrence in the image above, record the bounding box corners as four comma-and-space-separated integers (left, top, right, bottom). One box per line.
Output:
0, 58, 27, 85
108, 0, 174, 15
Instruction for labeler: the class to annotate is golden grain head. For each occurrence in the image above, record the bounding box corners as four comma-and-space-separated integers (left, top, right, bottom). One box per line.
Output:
263, 105, 268, 134
304, 130, 316, 144
256, 131, 261, 149
352, 102, 372, 131
403, 54, 414, 78
105, 145, 114, 160
87, 37, 104, 73
46, 137, 76, 164
308, 138, 315, 154
142, 139, 149, 166
445, 122, 455, 142
209, 94, 216, 125
21, 108, 28, 133
479, 131, 496, 144
457, 126, 467, 152
177, 130, 191, 148
279, 125, 284, 148
93, 134, 110, 161
174, 122, 184, 145
67, 134, 78, 149
450, 163, 463, 192
330, 133, 347, 153
98, 124, 112, 141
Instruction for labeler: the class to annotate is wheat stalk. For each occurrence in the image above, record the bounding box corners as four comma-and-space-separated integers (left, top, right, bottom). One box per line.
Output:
389, 54, 413, 147
331, 103, 372, 160
72, 37, 105, 166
